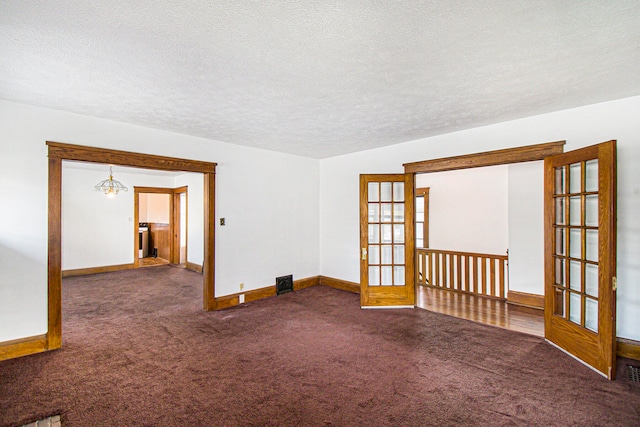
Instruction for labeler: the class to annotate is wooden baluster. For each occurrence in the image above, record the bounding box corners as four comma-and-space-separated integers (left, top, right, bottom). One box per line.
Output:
421, 251, 426, 286
489, 258, 496, 297
464, 255, 470, 293
472, 256, 477, 294
481, 257, 487, 297
416, 249, 508, 299
456, 254, 462, 292
441, 253, 447, 289
499, 258, 506, 299
434, 252, 440, 288
428, 251, 433, 286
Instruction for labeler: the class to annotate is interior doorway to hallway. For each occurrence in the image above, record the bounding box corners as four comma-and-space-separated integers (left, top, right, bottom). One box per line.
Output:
134, 186, 188, 269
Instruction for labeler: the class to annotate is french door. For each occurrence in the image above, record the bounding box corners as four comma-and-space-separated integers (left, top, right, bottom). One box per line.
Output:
544, 141, 617, 379
360, 174, 415, 308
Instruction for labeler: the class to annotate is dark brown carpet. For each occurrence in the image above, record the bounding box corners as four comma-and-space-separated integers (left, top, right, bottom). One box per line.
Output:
1, 266, 639, 426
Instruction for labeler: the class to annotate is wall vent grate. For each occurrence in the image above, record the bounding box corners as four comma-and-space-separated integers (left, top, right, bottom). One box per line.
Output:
276, 275, 293, 295
627, 365, 640, 383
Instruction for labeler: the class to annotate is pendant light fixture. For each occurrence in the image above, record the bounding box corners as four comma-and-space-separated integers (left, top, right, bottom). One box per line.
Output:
94, 166, 128, 197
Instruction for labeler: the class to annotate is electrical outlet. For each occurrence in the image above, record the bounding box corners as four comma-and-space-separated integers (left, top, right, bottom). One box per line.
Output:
239, 283, 244, 290
239, 294, 245, 304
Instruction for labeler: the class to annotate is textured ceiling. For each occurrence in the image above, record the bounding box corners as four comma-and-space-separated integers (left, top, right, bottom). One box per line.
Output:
1, 1, 639, 158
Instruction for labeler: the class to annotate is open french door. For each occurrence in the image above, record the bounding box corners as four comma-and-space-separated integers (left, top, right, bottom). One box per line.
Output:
360, 174, 415, 308
544, 141, 617, 379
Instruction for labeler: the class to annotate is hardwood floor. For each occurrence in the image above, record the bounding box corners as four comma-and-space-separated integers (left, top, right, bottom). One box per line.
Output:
138, 257, 169, 267
416, 285, 544, 337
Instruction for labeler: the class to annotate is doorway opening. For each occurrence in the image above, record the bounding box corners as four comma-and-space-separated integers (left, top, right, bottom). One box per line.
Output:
401, 142, 566, 335
134, 186, 188, 269
47, 141, 217, 352
414, 166, 510, 300
403, 140, 618, 379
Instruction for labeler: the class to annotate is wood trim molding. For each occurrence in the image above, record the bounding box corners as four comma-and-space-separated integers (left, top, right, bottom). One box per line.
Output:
403, 141, 566, 174
214, 276, 322, 310
0, 335, 47, 362
415, 187, 430, 248
48, 157, 62, 350
135, 186, 176, 264
319, 276, 360, 294
617, 338, 640, 361
294, 276, 320, 291
46, 141, 216, 359
203, 172, 216, 310
62, 263, 135, 278
133, 184, 140, 268
215, 286, 277, 310
134, 186, 177, 194
134, 185, 188, 267
47, 141, 217, 173
186, 262, 203, 274
507, 290, 544, 310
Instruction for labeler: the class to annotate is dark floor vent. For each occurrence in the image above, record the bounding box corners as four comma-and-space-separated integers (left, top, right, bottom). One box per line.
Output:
627, 365, 640, 383
276, 275, 293, 295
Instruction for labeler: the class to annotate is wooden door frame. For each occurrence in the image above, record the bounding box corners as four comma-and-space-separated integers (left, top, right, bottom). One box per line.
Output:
173, 186, 188, 265
47, 142, 217, 351
134, 186, 187, 267
404, 141, 566, 174
415, 187, 430, 248
404, 141, 566, 301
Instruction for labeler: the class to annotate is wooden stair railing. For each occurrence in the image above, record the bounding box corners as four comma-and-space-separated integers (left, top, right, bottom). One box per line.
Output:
416, 248, 508, 300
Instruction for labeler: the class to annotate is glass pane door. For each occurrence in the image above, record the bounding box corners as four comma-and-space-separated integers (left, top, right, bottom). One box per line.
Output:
552, 159, 599, 332
544, 141, 617, 379
367, 181, 405, 287
360, 174, 415, 308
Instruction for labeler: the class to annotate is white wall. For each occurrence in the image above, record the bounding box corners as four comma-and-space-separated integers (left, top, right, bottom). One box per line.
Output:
415, 166, 509, 254
508, 161, 544, 295
319, 96, 640, 340
140, 193, 170, 224
0, 100, 319, 342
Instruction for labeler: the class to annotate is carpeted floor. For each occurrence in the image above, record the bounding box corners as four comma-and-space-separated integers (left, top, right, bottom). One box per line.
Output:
1, 266, 639, 426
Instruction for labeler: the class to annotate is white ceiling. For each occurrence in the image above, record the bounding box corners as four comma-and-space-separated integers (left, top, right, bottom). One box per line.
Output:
1, 1, 639, 159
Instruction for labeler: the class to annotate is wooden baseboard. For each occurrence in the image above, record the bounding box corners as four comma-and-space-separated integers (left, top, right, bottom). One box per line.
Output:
617, 338, 640, 361
319, 276, 360, 293
215, 286, 276, 309
186, 262, 203, 274
294, 276, 320, 290
62, 263, 134, 278
507, 290, 544, 310
214, 276, 321, 310
0, 334, 47, 362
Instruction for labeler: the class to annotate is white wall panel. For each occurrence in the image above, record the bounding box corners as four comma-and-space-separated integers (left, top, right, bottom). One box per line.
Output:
415, 166, 509, 255
507, 162, 544, 295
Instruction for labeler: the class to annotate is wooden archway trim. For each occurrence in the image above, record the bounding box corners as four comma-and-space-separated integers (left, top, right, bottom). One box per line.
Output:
403, 140, 566, 174
47, 141, 217, 350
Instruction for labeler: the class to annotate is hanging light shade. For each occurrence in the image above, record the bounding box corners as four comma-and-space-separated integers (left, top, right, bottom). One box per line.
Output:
94, 166, 128, 197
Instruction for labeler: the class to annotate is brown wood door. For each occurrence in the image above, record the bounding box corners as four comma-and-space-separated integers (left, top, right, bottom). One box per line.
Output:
544, 141, 617, 379
360, 174, 415, 308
